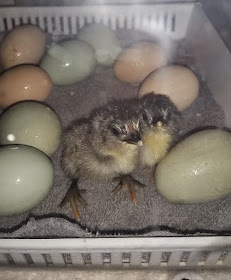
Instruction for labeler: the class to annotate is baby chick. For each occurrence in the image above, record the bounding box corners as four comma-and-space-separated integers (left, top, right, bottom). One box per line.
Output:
60, 99, 144, 219
139, 93, 180, 171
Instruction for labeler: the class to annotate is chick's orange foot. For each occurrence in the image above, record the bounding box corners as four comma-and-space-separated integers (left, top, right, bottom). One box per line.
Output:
111, 175, 146, 203
59, 179, 89, 220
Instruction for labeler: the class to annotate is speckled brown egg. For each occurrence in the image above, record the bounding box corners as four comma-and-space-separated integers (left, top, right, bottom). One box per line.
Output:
113, 42, 167, 85
0, 65, 52, 107
138, 65, 199, 111
0, 24, 46, 69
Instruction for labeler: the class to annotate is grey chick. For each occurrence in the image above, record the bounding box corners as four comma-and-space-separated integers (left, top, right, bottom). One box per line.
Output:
139, 93, 181, 172
60, 99, 144, 219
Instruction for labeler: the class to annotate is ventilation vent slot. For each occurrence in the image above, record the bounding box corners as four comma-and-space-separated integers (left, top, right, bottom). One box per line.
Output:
0, 4, 194, 39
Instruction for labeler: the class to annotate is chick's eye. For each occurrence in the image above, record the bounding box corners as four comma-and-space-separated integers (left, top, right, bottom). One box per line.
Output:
111, 127, 120, 136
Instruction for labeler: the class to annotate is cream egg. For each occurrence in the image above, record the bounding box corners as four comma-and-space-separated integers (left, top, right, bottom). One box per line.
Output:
113, 42, 167, 85
0, 24, 46, 69
155, 130, 231, 204
0, 145, 54, 217
138, 65, 199, 111
0, 65, 52, 108
78, 23, 121, 67
40, 40, 96, 85
0, 101, 62, 156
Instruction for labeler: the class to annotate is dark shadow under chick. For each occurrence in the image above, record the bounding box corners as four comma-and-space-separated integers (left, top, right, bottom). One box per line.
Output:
139, 93, 181, 176
60, 99, 144, 219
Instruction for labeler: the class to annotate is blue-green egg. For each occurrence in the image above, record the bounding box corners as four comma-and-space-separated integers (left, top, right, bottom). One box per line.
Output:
155, 129, 231, 204
78, 23, 121, 66
0, 101, 62, 156
0, 145, 54, 216
40, 40, 96, 85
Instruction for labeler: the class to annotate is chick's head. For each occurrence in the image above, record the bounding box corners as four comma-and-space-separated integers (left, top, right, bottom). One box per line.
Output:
90, 100, 142, 149
139, 93, 180, 136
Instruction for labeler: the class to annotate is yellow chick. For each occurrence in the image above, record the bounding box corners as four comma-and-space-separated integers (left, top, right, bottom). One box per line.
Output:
139, 93, 180, 170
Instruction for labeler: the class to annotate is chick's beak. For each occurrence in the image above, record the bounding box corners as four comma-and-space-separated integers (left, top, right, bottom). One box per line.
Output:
125, 123, 143, 146
125, 137, 142, 146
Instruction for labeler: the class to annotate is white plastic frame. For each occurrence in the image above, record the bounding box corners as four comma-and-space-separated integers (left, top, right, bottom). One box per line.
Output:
1, 2, 231, 270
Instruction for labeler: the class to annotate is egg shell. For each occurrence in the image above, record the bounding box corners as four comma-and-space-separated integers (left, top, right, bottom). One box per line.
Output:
155, 129, 231, 204
78, 23, 121, 66
113, 42, 167, 84
138, 65, 199, 111
0, 24, 46, 69
0, 101, 62, 156
0, 65, 52, 108
0, 145, 54, 217
40, 40, 96, 85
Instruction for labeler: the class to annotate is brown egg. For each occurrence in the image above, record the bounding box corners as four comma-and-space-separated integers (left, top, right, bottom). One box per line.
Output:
138, 65, 199, 111
0, 65, 52, 107
0, 25, 46, 69
113, 42, 167, 85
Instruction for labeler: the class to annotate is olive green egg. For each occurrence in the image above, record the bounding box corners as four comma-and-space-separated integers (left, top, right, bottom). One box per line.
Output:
0, 145, 54, 216
78, 23, 121, 66
0, 101, 62, 156
155, 129, 231, 204
40, 40, 96, 85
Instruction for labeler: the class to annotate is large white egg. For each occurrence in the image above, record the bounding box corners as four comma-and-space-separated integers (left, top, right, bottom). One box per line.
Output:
0, 145, 54, 217
138, 65, 199, 111
78, 23, 121, 66
0, 101, 62, 156
40, 40, 96, 85
155, 130, 231, 204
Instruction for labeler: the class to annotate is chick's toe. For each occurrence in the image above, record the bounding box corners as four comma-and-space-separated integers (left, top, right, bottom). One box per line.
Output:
111, 175, 146, 203
59, 180, 89, 220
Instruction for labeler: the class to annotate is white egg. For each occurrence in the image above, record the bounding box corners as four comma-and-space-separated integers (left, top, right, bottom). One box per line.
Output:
138, 65, 199, 111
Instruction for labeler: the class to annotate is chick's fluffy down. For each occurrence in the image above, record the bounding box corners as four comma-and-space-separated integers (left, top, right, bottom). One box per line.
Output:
61, 99, 141, 180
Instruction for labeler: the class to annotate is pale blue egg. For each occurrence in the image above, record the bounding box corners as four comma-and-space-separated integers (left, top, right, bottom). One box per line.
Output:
78, 23, 121, 67
0, 101, 62, 156
40, 40, 96, 85
156, 130, 231, 204
0, 145, 54, 216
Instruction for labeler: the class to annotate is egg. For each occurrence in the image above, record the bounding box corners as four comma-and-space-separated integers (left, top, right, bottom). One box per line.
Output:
0, 101, 62, 156
0, 65, 52, 108
40, 40, 96, 85
113, 42, 167, 85
0, 145, 54, 217
138, 65, 199, 111
0, 24, 46, 69
155, 129, 231, 204
78, 23, 121, 67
